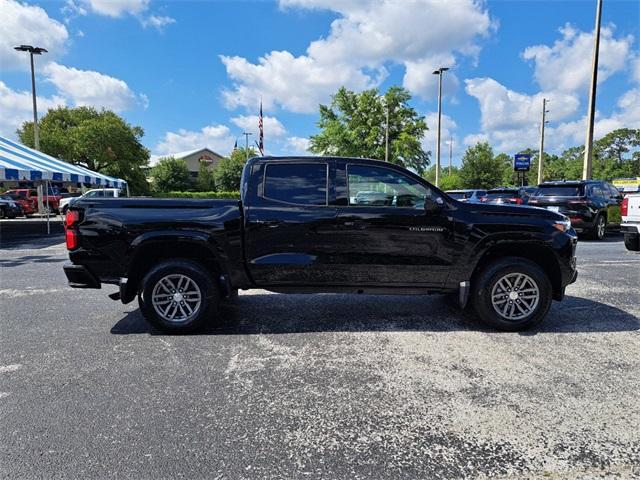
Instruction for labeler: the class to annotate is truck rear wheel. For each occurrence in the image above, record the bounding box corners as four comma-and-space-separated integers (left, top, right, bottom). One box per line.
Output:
139, 259, 219, 334
471, 257, 552, 331
624, 233, 640, 251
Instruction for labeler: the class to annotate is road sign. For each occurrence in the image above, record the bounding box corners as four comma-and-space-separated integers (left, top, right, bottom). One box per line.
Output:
514, 153, 531, 172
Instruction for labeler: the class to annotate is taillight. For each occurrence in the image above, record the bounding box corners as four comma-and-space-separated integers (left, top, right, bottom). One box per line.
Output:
513, 198, 523, 204
65, 210, 80, 228
621, 197, 629, 216
66, 229, 78, 250
65, 210, 81, 250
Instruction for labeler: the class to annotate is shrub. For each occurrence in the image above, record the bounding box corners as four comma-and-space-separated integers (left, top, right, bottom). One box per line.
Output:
152, 191, 241, 199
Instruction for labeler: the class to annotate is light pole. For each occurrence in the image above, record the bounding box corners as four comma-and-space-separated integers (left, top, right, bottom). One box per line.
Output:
448, 136, 453, 175
14, 45, 47, 151
537, 98, 549, 185
242, 132, 252, 161
582, 0, 603, 180
432, 67, 449, 188
384, 96, 390, 163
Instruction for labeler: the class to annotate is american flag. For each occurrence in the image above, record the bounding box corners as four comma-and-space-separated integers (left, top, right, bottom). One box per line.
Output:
258, 101, 264, 155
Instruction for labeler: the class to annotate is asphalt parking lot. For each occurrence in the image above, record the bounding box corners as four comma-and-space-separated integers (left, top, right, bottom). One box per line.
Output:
1, 234, 638, 479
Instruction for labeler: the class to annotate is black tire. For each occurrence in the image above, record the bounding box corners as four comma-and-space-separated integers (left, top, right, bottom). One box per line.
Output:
139, 259, 219, 334
0, 207, 5, 219
471, 257, 552, 331
624, 233, 640, 252
587, 214, 606, 240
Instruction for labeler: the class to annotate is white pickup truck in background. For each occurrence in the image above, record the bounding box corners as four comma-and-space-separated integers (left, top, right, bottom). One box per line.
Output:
59, 188, 125, 214
621, 193, 640, 251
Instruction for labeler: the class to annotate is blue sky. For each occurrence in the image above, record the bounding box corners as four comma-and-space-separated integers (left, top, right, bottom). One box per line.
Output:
1, 0, 639, 166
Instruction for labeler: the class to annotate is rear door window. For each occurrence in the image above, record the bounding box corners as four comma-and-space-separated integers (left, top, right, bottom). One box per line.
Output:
263, 163, 328, 206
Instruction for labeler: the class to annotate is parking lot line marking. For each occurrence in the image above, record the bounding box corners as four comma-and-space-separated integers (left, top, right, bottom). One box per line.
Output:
0, 288, 67, 298
0, 364, 22, 373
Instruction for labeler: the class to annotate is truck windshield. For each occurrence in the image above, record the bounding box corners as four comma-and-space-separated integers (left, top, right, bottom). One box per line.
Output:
535, 186, 582, 196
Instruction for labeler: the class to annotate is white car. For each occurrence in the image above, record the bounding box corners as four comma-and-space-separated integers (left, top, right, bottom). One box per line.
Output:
59, 188, 125, 214
621, 193, 640, 251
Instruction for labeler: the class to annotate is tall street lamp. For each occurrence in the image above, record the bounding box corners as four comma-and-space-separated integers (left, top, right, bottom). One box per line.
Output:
582, 0, 603, 180
14, 45, 47, 151
432, 67, 449, 188
537, 98, 549, 185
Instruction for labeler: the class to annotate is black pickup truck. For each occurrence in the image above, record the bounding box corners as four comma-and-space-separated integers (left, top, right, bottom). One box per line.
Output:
64, 156, 578, 333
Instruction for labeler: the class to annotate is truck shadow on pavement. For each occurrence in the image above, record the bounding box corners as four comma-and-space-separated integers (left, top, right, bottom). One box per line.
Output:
111, 294, 639, 336
0, 253, 66, 267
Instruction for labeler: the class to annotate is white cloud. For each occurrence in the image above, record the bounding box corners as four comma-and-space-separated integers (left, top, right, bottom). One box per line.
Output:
221, 0, 493, 112
283, 136, 311, 154
632, 56, 640, 84
141, 14, 176, 30
403, 54, 460, 100
221, 52, 377, 114
0, 81, 66, 138
154, 124, 236, 159
230, 115, 287, 138
83, 0, 149, 17
421, 112, 460, 160
0, 0, 69, 71
74, 0, 175, 30
465, 77, 580, 131
463, 133, 489, 147
522, 24, 633, 93
465, 75, 640, 153
43, 62, 142, 112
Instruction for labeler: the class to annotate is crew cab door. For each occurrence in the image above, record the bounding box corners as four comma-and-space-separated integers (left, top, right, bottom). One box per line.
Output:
333, 161, 456, 287
244, 160, 337, 286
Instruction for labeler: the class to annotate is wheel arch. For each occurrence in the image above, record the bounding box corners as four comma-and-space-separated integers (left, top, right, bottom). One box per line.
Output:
471, 243, 563, 300
122, 232, 228, 304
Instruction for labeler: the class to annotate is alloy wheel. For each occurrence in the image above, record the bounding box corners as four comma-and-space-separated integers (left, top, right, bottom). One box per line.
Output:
151, 274, 202, 324
490, 272, 540, 321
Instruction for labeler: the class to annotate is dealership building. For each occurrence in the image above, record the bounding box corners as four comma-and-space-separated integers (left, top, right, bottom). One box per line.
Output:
162, 147, 225, 178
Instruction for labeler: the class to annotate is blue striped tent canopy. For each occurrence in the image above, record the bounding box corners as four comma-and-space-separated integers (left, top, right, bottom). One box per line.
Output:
0, 136, 127, 188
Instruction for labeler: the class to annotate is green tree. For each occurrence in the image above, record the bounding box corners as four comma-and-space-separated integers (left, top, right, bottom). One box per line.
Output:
214, 147, 256, 191
17, 106, 150, 194
196, 161, 216, 192
309, 86, 430, 174
150, 157, 192, 192
459, 142, 507, 189
423, 165, 464, 190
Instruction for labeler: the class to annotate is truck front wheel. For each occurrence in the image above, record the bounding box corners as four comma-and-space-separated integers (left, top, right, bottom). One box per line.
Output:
139, 259, 219, 334
471, 257, 552, 331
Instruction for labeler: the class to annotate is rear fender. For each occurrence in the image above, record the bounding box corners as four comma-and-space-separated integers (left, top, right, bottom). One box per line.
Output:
121, 230, 229, 304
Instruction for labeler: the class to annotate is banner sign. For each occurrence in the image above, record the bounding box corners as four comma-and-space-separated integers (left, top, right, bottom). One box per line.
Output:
514, 153, 531, 172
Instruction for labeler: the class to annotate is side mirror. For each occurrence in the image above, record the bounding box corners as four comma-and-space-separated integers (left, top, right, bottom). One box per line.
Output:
424, 196, 444, 213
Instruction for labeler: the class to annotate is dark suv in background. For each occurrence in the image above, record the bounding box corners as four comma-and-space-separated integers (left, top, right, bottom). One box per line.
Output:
528, 180, 623, 240
480, 187, 532, 205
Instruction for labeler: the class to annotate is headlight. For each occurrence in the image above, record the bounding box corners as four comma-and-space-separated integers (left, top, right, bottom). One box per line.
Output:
552, 218, 572, 232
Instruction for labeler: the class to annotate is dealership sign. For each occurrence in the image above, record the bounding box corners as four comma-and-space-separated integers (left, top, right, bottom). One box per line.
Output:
514, 153, 531, 172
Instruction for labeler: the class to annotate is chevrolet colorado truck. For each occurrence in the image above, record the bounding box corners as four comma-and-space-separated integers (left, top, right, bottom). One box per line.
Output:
63, 156, 578, 333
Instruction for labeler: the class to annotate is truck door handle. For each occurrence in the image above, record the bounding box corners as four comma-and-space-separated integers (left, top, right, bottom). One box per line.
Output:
341, 220, 367, 229
256, 219, 283, 228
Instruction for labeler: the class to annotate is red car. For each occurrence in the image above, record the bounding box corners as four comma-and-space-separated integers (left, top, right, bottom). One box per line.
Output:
3, 192, 35, 215
3, 189, 61, 214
